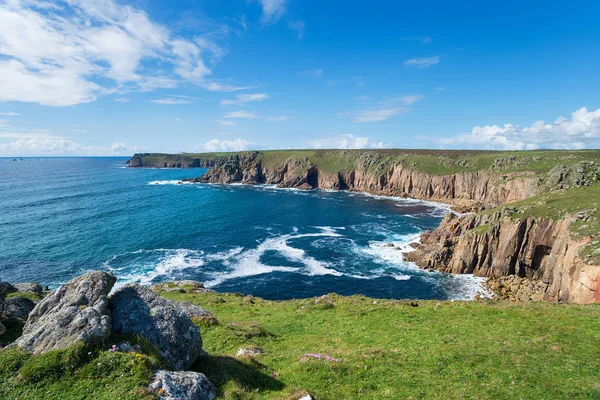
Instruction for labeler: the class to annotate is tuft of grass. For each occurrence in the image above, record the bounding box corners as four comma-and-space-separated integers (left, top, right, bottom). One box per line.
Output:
6, 291, 42, 301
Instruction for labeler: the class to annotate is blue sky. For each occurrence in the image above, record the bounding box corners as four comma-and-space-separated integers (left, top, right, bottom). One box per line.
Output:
0, 0, 599, 155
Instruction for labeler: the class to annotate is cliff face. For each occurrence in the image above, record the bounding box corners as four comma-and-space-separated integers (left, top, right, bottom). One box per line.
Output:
127, 153, 216, 168
190, 152, 538, 210
405, 212, 600, 303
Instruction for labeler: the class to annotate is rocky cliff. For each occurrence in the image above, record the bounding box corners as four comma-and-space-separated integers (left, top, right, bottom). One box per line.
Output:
187, 151, 600, 303
187, 151, 539, 211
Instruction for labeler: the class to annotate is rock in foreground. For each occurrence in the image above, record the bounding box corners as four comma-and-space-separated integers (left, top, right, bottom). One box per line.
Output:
149, 370, 216, 400
109, 284, 203, 370
15, 271, 116, 354
3, 296, 35, 320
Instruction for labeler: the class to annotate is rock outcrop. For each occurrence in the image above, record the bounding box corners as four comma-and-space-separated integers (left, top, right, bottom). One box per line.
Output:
187, 151, 539, 210
3, 297, 36, 320
13, 283, 43, 295
109, 284, 203, 370
149, 370, 217, 400
16, 271, 116, 354
405, 212, 600, 303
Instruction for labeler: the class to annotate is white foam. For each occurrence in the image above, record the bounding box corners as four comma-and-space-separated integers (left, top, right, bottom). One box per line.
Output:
147, 180, 193, 185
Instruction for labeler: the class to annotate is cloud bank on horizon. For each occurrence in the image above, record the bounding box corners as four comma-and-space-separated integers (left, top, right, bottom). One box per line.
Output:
0, 0, 599, 155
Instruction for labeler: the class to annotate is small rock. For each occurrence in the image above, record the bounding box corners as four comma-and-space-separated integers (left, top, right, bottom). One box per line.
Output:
110, 284, 203, 371
149, 370, 216, 400
409, 301, 419, 307
236, 348, 262, 357
13, 283, 43, 295
16, 271, 116, 354
3, 296, 35, 320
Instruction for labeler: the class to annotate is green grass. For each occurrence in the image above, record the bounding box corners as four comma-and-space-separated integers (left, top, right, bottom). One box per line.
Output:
2, 291, 600, 399
6, 291, 42, 301
163, 291, 600, 400
0, 341, 160, 400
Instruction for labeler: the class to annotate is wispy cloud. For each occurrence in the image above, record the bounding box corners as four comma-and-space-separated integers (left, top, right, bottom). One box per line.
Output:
289, 20, 305, 39
0, 0, 243, 106
300, 68, 324, 78
0, 112, 21, 116
151, 97, 194, 105
204, 138, 251, 151
265, 116, 289, 122
114, 97, 131, 103
257, 0, 287, 24
308, 134, 391, 149
355, 95, 371, 101
399, 36, 432, 44
439, 107, 600, 150
404, 56, 440, 68
222, 111, 258, 119
71, 129, 88, 133
221, 93, 270, 106
216, 120, 236, 126
383, 95, 424, 106
343, 95, 423, 123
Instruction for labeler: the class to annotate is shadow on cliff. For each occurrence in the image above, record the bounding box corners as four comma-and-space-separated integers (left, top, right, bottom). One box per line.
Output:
192, 354, 284, 394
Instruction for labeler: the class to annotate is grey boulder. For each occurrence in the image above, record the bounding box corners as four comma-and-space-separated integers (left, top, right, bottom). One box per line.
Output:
3, 296, 35, 320
15, 271, 116, 354
109, 284, 203, 370
149, 370, 216, 400
170, 300, 214, 320
14, 282, 43, 295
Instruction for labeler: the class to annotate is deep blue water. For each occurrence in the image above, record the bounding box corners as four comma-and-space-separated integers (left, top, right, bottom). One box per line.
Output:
0, 157, 484, 300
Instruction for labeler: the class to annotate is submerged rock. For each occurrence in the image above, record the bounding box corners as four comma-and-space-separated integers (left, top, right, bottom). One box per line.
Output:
149, 370, 216, 400
3, 296, 35, 320
15, 271, 116, 354
109, 284, 203, 370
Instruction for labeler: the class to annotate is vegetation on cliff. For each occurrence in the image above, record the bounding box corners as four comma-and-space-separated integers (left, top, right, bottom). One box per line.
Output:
3, 286, 600, 399
126, 152, 231, 168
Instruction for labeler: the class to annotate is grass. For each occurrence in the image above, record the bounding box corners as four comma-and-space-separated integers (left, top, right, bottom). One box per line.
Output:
2, 291, 600, 399
6, 291, 42, 301
164, 291, 600, 400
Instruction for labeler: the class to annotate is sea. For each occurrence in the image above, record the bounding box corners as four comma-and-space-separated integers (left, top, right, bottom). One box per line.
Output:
0, 157, 486, 300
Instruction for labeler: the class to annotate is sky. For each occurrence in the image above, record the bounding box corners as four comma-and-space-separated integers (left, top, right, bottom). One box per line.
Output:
0, 0, 599, 156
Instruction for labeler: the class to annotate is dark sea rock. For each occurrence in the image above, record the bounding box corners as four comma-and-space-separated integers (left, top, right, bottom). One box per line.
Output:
3, 297, 35, 320
149, 370, 216, 400
0, 282, 17, 297
109, 284, 203, 370
13, 283, 43, 295
15, 271, 116, 354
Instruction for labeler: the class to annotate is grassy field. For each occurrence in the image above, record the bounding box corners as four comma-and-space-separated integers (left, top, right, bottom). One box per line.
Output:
3, 288, 599, 399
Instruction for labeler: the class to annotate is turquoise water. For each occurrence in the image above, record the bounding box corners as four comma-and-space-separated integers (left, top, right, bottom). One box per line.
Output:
0, 157, 483, 300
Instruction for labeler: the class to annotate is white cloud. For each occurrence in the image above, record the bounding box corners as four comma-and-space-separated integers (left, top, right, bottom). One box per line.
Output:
308, 134, 390, 149
0, 112, 21, 116
222, 111, 258, 119
404, 56, 440, 68
355, 95, 370, 101
71, 129, 87, 133
0, 134, 136, 156
257, 0, 287, 24
204, 138, 251, 152
289, 20, 305, 39
151, 97, 194, 105
436, 87, 445, 91
114, 97, 131, 103
216, 120, 235, 126
439, 107, 600, 150
198, 81, 254, 92
300, 68, 323, 78
265, 116, 289, 122
385, 95, 424, 106
342, 108, 410, 123
0, 0, 242, 106
221, 93, 269, 106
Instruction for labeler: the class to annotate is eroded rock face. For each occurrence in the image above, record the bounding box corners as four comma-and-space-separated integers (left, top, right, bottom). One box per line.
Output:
109, 284, 203, 370
406, 212, 600, 303
3, 297, 35, 320
149, 370, 216, 400
15, 271, 116, 354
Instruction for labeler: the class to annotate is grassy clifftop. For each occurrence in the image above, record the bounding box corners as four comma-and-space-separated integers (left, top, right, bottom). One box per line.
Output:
2, 287, 600, 399
128, 149, 600, 175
